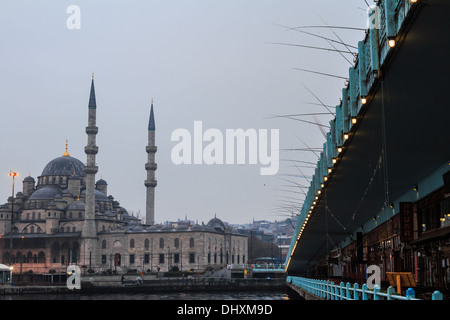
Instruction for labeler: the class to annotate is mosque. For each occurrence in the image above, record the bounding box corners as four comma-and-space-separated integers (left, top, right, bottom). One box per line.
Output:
0, 77, 248, 275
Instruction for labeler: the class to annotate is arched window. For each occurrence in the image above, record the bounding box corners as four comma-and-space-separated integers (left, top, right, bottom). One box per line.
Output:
27, 252, 32, 263
102, 240, 107, 249
159, 238, 164, 249
130, 239, 135, 248
38, 251, 45, 263
144, 238, 149, 250
189, 238, 194, 248
174, 238, 180, 248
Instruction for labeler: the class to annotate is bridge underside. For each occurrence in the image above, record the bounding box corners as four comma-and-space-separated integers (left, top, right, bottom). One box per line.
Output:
288, 1, 450, 275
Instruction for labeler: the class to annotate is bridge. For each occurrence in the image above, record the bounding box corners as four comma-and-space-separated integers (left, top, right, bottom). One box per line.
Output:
227, 264, 285, 279
285, 0, 450, 300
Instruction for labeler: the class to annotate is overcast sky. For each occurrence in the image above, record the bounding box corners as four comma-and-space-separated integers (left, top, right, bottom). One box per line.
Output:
0, 1, 369, 225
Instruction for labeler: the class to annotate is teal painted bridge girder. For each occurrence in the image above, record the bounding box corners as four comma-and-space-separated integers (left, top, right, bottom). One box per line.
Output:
285, 0, 450, 274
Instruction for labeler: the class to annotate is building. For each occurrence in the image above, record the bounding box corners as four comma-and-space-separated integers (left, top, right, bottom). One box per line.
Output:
0, 77, 248, 275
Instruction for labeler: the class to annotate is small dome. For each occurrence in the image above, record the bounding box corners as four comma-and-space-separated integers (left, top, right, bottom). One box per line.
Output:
207, 217, 225, 231
96, 179, 107, 185
67, 200, 85, 210
191, 224, 204, 231
147, 225, 160, 232
161, 225, 175, 231
69, 174, 81, 180
47, 201, 57, 209
81, 189, 110, 201
23, 176, 35, 182
29, 187, 62, 200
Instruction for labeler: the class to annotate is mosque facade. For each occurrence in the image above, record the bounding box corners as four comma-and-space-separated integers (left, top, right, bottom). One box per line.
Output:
0, 78, 248, 275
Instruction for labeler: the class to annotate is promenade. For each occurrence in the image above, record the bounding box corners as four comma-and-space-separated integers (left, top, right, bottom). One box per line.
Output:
1, 274, 286, 296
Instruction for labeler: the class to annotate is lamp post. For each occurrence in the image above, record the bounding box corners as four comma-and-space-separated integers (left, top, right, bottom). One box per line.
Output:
8, 171, 19, 267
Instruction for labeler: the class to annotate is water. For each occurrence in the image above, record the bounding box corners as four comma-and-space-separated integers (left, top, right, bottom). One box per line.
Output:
1, 290, 294, 300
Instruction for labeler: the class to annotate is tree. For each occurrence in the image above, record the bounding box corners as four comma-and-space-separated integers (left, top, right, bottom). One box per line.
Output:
248, 234, 279, 263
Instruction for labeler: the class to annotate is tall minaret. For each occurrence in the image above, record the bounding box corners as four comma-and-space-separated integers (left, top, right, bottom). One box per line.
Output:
81, 73, 99, 267
145, 100, 157, 225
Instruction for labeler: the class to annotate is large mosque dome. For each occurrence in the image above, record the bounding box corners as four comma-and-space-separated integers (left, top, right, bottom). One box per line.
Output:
41, 155, 86, 177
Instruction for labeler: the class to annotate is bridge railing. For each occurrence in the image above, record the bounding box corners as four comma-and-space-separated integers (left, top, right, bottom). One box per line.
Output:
287, 276, 444, 300
227, 264, 285, 271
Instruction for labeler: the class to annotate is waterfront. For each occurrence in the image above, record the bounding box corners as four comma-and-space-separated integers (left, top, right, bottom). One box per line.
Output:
1, 290, 293, 300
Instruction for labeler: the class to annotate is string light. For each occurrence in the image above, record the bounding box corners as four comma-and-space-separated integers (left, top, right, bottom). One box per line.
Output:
361, 96, 367, 104
388, 37, 396, 48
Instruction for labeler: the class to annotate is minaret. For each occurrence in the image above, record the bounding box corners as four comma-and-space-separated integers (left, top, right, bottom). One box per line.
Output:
145, 100, 157, 225
81, 73, 99, 267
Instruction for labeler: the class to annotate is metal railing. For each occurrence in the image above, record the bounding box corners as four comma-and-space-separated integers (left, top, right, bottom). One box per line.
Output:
287, 276, 444, 300
227, 264, 285, 271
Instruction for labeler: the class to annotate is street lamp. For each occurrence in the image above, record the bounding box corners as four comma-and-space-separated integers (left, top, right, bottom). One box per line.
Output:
8, 171, 19, 267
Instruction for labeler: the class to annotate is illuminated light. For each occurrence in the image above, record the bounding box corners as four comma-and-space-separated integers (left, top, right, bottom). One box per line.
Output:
324, 176, 328, 182
361, 96, 367, 104
313, 201, 316, 205
413, 184, 419, 192
388, 38, 396, 48
309, 210, 312, 214
8, 171, 19, 178
328, 168, 332, 173
315, 196, 319, 200
311, 205, 314, 210
337, 147, 343, 153
343, 133, 349, 140
318, 190, 321, 195
321, 183, 324, 188
332, 158, 337, 164
410, 0, 418, 4
352, 118, 357, 124
389, 202, 394, 209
